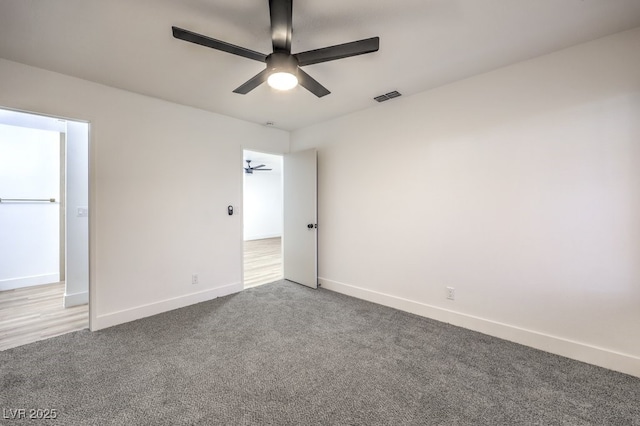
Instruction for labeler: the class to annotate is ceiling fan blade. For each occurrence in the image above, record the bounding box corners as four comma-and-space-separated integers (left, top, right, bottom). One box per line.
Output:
295, 37, 380, 67
252, 164, 267, 169
254, 168, 273, 171
297, 68, 330, 98
269, 0, 292, 53
172, 26, 267, 62
233, 69, 270, 94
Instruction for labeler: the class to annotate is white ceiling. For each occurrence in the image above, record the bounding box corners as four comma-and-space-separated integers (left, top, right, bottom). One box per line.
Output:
1, 0, 640, 131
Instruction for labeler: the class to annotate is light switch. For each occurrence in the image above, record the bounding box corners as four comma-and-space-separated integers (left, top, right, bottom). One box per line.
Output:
77, 207, 89, 217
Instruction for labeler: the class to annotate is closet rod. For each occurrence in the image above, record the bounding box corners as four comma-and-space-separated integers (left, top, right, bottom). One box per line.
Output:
0, 198, 56, 203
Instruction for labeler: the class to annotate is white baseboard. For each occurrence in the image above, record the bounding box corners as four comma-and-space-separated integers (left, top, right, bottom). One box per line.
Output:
92, 282, 243, 331
0, 273, 60, 291
319, 277, 640, 378
244, 233, 282, 241
64, 290, 88, 308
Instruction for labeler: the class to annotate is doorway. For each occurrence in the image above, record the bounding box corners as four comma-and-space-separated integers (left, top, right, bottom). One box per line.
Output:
0, 107, 89, 350
243, 150, 283, 288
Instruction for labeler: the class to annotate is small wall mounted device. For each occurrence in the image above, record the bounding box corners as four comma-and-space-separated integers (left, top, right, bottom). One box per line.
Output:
228, 205, 234, 215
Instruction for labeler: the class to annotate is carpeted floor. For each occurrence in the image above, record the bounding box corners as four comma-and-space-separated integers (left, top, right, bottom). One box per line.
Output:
1, 280, 638, 425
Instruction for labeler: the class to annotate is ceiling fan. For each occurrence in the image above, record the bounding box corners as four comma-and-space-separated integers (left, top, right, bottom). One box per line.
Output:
244, 160, 272, 174
172, 0, 380, 97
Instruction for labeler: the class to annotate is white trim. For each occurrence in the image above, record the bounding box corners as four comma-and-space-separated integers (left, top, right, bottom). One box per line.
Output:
319, 277, 640, 378
64, 290, 88, 307
92, 282, 242, 331
244, 233, 282, 241
0, 273, 60, 291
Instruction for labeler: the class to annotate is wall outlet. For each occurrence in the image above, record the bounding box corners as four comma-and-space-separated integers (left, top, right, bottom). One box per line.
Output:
446, 286, 455, 300
192, 274, 199, 285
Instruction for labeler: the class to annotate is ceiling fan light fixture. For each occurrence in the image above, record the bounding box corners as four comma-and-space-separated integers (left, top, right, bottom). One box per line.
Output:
268, 71, 298, 91
266, 52, 299, 91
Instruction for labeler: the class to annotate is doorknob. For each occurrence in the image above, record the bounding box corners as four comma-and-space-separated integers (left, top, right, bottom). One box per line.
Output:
307, 223, 317, 229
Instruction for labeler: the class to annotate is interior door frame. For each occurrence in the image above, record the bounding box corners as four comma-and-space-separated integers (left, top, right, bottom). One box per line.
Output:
0, 105, 92, 329
240, 147, 285, 288
59, 132, 66, 283
239, 147, 318, 290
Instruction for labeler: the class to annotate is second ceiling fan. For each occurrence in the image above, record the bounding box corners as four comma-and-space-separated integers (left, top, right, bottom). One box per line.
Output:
172, 0, 380, 98
244, 160, 272, 174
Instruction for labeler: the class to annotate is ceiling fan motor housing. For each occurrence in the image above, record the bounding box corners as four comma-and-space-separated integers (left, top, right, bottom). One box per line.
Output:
267, 52, 299, 76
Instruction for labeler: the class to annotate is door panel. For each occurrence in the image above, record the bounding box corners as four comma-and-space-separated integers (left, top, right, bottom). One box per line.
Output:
283, 149, 317, 288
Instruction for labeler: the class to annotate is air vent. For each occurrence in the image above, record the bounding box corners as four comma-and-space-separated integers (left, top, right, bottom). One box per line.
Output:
374, 91, 402, 102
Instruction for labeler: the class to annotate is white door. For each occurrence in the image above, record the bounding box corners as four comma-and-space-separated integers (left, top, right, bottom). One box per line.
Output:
283, 149, 317, 288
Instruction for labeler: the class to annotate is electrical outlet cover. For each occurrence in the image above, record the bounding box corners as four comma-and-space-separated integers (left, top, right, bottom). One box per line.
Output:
446, 286, 455, 300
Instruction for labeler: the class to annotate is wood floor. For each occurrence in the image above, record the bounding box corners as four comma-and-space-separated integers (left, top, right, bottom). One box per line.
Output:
244, 237, 283, 288
0, 282, 88, 351
0, 240, 279, 351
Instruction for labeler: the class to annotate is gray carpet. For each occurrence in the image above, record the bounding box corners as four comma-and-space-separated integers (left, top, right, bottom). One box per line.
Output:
1, 280, 638, 425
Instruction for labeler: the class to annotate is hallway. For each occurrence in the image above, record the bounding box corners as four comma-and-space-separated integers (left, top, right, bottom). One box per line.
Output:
244, 237, 282, 288
0, 282, 88, 351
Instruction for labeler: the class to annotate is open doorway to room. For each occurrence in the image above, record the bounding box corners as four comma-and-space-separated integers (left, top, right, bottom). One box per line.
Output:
0, 108, 89, 350
243, 150, 283, 288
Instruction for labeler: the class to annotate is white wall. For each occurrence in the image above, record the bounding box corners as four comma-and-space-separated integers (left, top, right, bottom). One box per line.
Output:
0, 58, 289, 329
65, 120, 89, 307
243, 152, 283, 241
291, 27, 640, 377
0, 123, 61, 290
